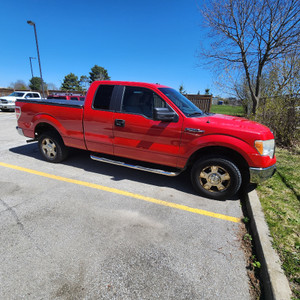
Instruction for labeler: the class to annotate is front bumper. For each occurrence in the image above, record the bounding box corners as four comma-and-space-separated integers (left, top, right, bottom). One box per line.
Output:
0, 103, 15, 110
249, 164, 276, 183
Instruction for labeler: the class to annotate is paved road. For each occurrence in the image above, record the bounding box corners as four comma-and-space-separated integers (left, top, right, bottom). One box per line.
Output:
0, 112, 250, 299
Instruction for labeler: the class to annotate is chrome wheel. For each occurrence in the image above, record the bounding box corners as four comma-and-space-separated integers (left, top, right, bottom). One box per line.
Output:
38, 131, 68, 163
191, 156, 242, 200
199, 165, 231, 192
41, 138, 57, 159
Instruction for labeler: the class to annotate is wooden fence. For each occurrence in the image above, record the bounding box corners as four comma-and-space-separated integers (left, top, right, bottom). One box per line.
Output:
185, 94, 212, 113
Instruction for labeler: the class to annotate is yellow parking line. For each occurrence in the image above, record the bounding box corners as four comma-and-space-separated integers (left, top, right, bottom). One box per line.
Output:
0, 162, 241, 223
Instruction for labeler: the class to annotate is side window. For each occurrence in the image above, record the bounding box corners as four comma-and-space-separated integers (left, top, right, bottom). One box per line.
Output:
93, 85, 114, 110
153, 94, 168, 109
33, 93, 40, 98
122, 87, 169, 118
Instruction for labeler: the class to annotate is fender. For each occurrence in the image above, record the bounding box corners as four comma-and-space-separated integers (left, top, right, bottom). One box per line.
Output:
32, 113, 66, 137
17, 112, 62, 139
32, 113, 86, 149
179, 134, 275, 169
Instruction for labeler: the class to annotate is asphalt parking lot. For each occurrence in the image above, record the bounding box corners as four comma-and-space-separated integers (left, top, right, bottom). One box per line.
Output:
0, 111, 251, 299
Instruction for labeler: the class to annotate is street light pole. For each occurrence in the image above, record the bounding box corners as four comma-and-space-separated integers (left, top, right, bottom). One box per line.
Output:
29, 57, 36, 78
27, 20, 45, 98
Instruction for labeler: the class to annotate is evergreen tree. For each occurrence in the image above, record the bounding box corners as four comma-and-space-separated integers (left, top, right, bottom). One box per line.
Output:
61, 73, 81, 91
29, 77, 44, 91
79, 75, 89, 91
89, 65, 110, 83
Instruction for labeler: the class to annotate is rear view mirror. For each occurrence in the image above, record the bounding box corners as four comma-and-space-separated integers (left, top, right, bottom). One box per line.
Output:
153, 108, 177, 122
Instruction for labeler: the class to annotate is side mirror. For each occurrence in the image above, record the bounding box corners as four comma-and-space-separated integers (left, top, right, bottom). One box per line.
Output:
153, 107, 177, 122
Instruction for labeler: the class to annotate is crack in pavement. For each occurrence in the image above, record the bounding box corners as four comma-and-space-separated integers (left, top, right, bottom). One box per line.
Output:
0, 198, 45, 254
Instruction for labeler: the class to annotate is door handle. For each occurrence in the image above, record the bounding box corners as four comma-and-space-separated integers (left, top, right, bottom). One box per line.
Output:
115, 119, 125, 127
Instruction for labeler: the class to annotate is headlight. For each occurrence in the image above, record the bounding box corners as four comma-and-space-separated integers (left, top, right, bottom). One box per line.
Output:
255, 139, 275, 158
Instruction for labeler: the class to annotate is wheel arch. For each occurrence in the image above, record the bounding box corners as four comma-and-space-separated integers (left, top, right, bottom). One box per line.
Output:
186, 146, 249, 178
34, 122, 62, 140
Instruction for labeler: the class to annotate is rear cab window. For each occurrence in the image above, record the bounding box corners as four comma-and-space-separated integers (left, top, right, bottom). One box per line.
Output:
93, 85, 114, 110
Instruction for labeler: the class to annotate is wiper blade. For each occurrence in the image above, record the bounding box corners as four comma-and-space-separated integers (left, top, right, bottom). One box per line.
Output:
187, 112, 203, 117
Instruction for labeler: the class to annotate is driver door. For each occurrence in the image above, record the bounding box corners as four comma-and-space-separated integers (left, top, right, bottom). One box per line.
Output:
113, 86, 183, 167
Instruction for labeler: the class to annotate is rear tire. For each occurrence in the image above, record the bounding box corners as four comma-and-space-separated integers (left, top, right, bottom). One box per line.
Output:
191, 156, 242, 200
38, 131, 68, 163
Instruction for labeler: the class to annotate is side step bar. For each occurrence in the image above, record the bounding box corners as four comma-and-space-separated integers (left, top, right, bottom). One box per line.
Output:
90, 155, 182, 177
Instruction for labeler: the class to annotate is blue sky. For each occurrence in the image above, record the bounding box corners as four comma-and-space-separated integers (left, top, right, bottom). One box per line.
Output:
0, 0, 220, 95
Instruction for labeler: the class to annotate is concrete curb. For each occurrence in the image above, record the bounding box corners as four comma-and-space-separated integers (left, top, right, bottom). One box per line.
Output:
245, 189, 292, 300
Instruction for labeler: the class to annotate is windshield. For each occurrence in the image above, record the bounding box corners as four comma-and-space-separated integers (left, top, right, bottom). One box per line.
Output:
158, 88, 203, 117
9, 92, 25, 97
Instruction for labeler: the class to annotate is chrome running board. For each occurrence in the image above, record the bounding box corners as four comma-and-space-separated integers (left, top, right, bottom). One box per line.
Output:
90, 155, 181, 177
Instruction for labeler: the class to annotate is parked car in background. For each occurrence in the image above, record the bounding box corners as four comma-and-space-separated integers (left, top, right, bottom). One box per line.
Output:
47, 94, 85, 101
0, 91, 41, 111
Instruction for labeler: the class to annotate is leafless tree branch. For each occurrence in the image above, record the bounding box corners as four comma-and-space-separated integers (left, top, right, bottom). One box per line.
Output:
199, 0, 300, 114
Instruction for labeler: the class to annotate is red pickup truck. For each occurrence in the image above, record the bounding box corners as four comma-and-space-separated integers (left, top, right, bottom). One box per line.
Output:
16, 81, 276, 200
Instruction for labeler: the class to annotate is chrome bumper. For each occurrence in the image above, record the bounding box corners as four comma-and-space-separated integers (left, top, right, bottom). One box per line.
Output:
249, 164, 276, 183
16, 126, 25, 137
0, 103, 15, 109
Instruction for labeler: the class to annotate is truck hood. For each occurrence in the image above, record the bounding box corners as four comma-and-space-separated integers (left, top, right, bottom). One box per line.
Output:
210, 114, 270, 132
0, 96, 18, 101
186, 113, 274, 141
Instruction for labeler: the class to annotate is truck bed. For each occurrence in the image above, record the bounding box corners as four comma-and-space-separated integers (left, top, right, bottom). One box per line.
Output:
16, 98, 85, 108
16, 98, 86, 150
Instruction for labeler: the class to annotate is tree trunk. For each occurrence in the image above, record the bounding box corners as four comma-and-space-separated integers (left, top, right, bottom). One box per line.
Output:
251, 94, 258, 115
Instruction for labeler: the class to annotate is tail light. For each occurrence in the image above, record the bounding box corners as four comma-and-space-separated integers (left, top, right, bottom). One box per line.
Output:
15, 106, 21, 120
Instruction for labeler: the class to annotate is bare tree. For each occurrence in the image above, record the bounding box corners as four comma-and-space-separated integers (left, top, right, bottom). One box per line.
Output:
9, 80, 29, 90
199, 0, 300, 114
179, 84, 187, 94
47, 83, 58, 90
267, 52, 300, 95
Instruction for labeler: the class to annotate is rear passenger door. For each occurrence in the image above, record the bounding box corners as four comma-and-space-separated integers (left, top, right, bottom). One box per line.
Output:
83, 84, 120, 155
32, 93, 41, 99
113, 86, 183, 167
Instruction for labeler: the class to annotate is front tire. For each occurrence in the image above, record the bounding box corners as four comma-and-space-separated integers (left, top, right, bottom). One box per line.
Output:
191, 156, 242, 200
38, 131, 68, 163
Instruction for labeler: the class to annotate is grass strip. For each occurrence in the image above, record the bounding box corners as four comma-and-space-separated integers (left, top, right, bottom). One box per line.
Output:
210, 105, 244, 116
257, 148, 300, 299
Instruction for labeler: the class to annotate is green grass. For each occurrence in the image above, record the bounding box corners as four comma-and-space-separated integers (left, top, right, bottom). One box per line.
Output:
257, 148, 300, 298
210, 105, 244, 116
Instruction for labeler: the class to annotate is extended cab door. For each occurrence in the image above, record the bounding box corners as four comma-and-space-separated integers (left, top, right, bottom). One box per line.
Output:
83, 84, 120, 155
113, 86, 184, 167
